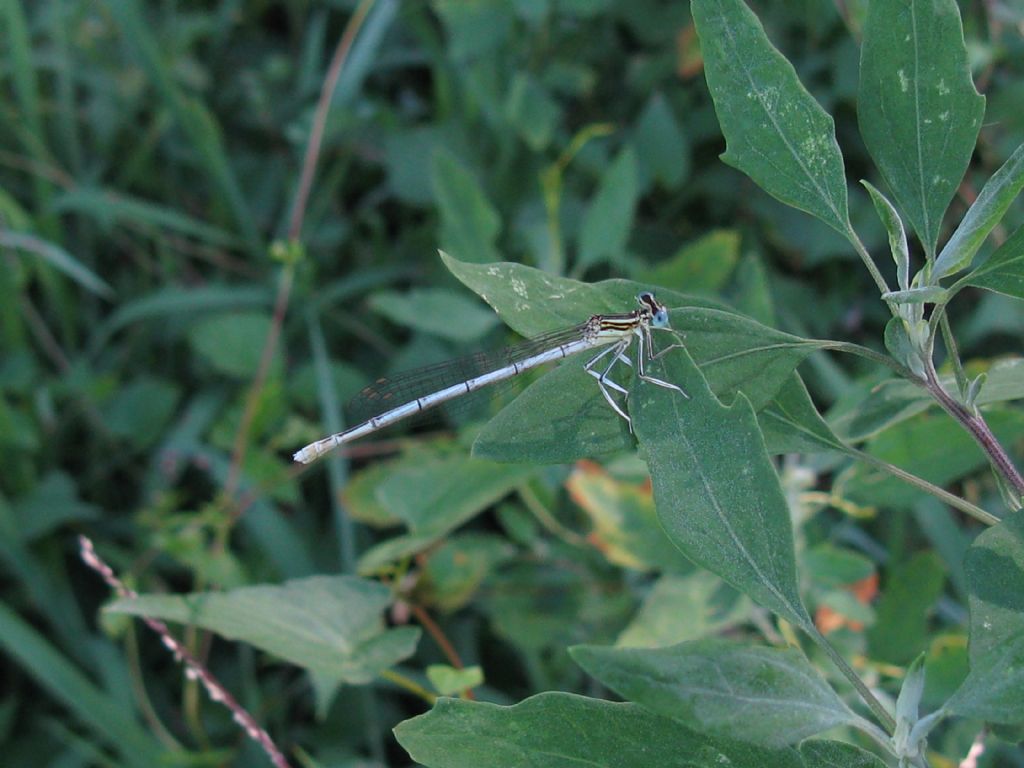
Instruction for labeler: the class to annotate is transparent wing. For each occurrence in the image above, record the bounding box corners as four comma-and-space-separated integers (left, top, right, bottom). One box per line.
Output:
346, 323, 590, 426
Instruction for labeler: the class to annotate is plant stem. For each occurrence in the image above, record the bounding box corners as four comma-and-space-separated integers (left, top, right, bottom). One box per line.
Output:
845, 447, 1000, 526
808, 624, 897, 733
924, 361, 1024, 500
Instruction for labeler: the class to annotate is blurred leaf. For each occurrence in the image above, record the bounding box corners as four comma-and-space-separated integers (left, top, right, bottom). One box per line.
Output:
632, 346, 813, 631
432, 151, 501, 263
578, 146, 638, 267
432, 0, 513, 61
616, 572, 750, 649
947, 510, 1024, 723
866, 553, 946, 665
937, 143, 1024, 279
394, 692, 804, 768
90, 284, 273, 354
427, 664, 484, 696
187, 312, 279, 379
572, 640, 860, 747
12, 472, 99, 541
419, 533, 515, 612
367, 287, 499, 342
102, 376, 181, 448
882, 286, 949, 304
0, 230, 113, 298
858, 0, 984, 255
801, 545, 875, 589
964, 224, 1024, 300
504, 72, 561, 151
385, 126, 448, 205
566, 461, 691, 572
108, 575, 420, 684
632, 93, 690, 190
638, 230, 740, 294
0, 603, 162, 768
50, 188, 242, 248
357, 453, 537, 572
693, 0, 850, 236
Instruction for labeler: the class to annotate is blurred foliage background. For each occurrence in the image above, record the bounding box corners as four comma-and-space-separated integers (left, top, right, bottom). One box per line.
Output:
2, 1, 1023, 765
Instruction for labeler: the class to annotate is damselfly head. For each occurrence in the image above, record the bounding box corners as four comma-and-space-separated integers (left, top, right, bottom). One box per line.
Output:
637, 291, 670, 328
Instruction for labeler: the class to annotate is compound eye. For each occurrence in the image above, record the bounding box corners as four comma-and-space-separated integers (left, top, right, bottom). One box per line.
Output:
653, 309, 669, 327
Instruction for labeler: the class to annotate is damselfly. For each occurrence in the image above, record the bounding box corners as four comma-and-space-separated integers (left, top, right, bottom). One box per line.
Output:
293, 291, 686, 463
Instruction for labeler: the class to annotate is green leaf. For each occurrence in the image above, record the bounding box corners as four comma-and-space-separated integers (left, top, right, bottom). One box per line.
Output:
51, 188, 242, 248
858, 0, 985, 256
758, 374, 844, 455
798, 740, 888, 768
863, 181, 909, 291
107, 575, 420, 685
616, 572, 750, 649
367, 287, 499, 342
670, 308, 820, 410
357, 453, 537, 571
578, 146, 639, 267
637, 230, 741, 294
572, 640, 860, 747
632, 346, 812, 631
632, 92, 690, 190
12, 472, 99, 541
946, 510, 1024, 723
89, 284, 273, 354
964, 224, 1024, 300
394, 692, 805, 768
441, 251, 724, 338
0, 230, 113, 298
566, 462, 692, 572
426, 664, 484, 696
187, 312, 279, 379
504, 72, 561, 151
0, 603, 162, 768
102, 376, 181, 448
692, 0, 850, 236
472, 361, 635, 463
881, 286, 949, 304
866, 553, 946, 665
936, 143, 1024, 279
431, 151, 501, 263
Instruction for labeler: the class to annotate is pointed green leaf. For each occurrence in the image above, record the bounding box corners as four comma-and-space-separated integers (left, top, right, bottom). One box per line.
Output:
394, 692, 805, 768
862, 181, 910, 291
936, 143, 1024, 279
367, 287, 499, 342
759, 374, 844, 455
0, 230, 113, 298
858, 0, 985, 255
964, 224, 1024, 300
670, 308, 820, 410
947, 510, 1024, 723
693, 0, 850, 235
432, 152, 501, 263
881, 286, 949, 304
632, 346, 812, 631
578, 146, 639, 267
107, 576, 420, 684
572, 640, 859, 747
633, 92, 690, 190
616, 573, 750, 649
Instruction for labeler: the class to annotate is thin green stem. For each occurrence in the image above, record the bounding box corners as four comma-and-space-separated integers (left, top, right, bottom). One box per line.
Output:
814, 339, 918, 380
844, 446, 1000, 526
847, 226, 899, 318
808, 624, 897, 733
